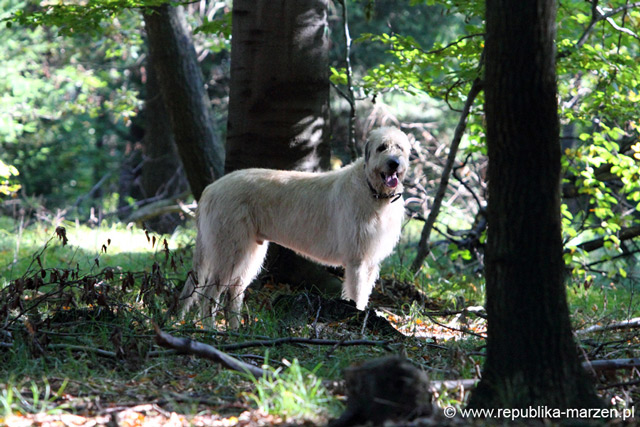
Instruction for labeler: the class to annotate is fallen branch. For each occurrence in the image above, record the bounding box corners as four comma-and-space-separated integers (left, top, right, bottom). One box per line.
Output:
577, 317, 640, 334
429, 379, 478, 392
218, 337, 390, 351
47, 344, 118, 358
104, 192, 179, 218
175, 328, 271, 340
583, 357, 640, 371
423, 306, 487, 319
153, 324, 270, 379
125, 197, 196, 224
419, 362, 640, 392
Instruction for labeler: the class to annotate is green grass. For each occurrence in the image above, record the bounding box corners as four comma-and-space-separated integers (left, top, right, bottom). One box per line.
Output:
1, 378, 70, 417
1, 215, 639, 424
0, 215, 368, 423
244, 358, 343, 424
567, 278, 640, 329
0, 216, 195, 282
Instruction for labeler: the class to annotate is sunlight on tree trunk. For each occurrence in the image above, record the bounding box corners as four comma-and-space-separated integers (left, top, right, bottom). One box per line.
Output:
225, 0, 340, 294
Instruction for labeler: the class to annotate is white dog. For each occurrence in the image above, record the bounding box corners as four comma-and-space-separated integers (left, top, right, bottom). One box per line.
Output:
181, 127, 411, 328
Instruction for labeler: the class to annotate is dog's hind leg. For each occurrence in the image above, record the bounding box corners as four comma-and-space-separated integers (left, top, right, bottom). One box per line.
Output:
200, 277, 226, 327
225, 241, 270, 329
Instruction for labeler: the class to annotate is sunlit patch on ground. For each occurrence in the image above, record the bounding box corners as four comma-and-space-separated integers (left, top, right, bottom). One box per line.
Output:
2, 406, 288, 427
381, 310, 487, 340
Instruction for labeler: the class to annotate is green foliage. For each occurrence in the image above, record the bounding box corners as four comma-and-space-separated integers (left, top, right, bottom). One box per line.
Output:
0, 159, 21, 197
329, 66, 349, 86
7, 0, 165, 35
193, 8, 232, 53
0, 0, 142, 209
338, 1, 483, 107
350, 0, 640, 278
556, 0, 640, 275
409, 0, 484, 17
331, 0, 463, 72
358, 31, 483, 100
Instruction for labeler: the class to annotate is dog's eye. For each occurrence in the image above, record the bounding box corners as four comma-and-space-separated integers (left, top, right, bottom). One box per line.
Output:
376, 144, 388, 153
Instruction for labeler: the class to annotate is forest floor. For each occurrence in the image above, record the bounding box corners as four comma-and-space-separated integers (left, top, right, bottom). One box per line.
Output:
1, 219, 638, 426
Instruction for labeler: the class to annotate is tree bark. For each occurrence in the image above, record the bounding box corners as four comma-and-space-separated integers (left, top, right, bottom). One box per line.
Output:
225, 0, 331, 173
225, 0, 339, 294
467, 0, 602, 411
143, 5, 225, 201
140, 49, 189, 232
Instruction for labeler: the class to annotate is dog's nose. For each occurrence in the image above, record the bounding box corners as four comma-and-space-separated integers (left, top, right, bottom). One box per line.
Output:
387, 157, 400, 171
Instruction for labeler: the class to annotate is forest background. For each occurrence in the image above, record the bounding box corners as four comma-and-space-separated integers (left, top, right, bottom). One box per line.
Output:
1, 0, 640, 425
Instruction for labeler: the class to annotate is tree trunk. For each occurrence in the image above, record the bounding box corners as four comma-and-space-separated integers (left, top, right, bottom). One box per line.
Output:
467, 0, 602, 410
143, 5, 225, 201
225, 0, 340, 294
140, 47, 189, 233
226, 0, 331, 173
410, 79, 482, 272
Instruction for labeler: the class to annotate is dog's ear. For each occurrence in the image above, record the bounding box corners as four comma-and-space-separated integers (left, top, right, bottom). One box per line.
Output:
364, 140, 370, 162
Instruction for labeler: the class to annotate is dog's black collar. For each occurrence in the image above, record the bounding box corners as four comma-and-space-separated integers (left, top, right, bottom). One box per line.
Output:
366, 178, 402, 203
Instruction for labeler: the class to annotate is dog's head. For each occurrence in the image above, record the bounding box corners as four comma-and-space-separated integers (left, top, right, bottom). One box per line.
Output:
363, 127, 411, 198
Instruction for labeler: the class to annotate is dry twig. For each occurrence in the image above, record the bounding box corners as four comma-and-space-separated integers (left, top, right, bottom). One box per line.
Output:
577, 317, 640, 334
153, 324, 270, 379
218, 336, 390, 351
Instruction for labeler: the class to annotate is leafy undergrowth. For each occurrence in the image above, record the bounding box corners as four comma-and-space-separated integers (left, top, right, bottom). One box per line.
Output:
1, 218, 639, 426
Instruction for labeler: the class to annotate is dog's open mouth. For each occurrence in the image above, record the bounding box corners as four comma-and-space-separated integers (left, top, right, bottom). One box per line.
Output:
381, 172, 399, 189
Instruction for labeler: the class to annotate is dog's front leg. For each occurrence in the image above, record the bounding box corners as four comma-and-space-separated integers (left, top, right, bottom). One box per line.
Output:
343, 262, 377, 310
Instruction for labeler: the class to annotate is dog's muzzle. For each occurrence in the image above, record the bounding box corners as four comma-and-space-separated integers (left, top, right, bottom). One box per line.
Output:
381, 157, 404, 189
367, 156, 405, 203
